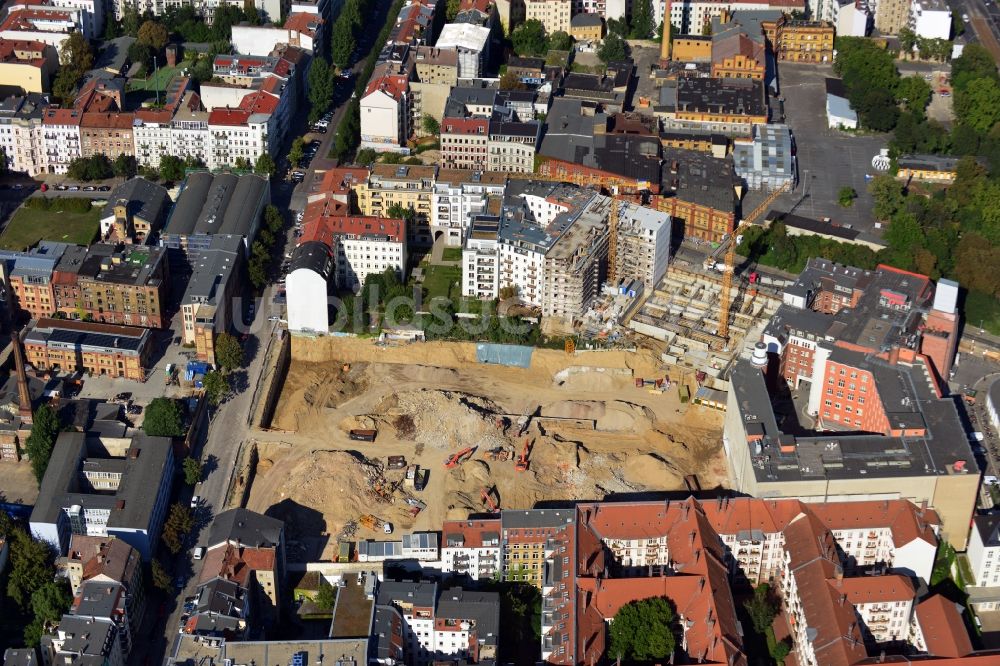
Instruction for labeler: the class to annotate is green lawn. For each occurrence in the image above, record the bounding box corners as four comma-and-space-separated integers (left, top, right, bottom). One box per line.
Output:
421, 264, 461, 301
965, 290, 1000, 337
0, 206, 101, 250
441, 247, 463, 262
128, 65, 181, 92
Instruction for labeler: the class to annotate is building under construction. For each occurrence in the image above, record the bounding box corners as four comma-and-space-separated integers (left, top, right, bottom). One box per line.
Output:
629, 262, 784, 381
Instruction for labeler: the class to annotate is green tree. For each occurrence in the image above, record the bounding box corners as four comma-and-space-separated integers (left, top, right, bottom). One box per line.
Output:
629, 0, 654, 39
308, 58, 335, 124
248, 256, 269, 289
137, 20, 169, 50
151, 558, 172, 592
214, 332, 244, 371
315, 580, 337, 610
264, 204, 284, 234
897, 75, 932, 117
598, 32, 628, 63
182, 456, 202, 485
511, 19, 548, 57
143, 397, 184, 437
202, 370, 230, 406
331, 18, 356, 69
955, 77, 1000, 132
1, 514, 55, 610
289, 136, 305, 168
25, 404, 61, 485
122, 5, 141, 36
607, 17, 628, 37
113, 154, 137, 179
548, 30, 573, 51
52, 32, 94, 102
608, 596, 676, 661
838, 186, 857, 207
499, 70, 526, 90
24, 581, 72, 647
161, 502, 194, 553
898, 27, 917, 53
869, 174, 906, 220
446, 0, 460, 20
355, 147, 378, 165
422, 114, 440, 135
255, 152, 276, 176
744, 583, 779, 634
159, 154, 186, 181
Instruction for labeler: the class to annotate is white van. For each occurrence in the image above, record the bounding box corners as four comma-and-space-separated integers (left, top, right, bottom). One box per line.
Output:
193, 547, 205, 560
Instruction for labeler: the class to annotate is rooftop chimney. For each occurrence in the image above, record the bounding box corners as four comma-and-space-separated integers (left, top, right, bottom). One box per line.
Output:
11, 331, 32, 424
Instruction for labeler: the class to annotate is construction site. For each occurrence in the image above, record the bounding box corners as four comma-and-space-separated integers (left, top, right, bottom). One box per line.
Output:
242, 337, 727, 562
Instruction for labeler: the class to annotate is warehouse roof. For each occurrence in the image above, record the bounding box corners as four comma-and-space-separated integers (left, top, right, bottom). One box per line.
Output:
166, 172, 268, 238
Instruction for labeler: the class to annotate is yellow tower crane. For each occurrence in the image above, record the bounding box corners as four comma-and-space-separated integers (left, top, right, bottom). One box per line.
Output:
716, 182, 792, 342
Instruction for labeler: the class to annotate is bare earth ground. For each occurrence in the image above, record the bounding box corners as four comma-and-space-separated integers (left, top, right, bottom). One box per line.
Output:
0, 462, 39, 505
248, 338, 727, 561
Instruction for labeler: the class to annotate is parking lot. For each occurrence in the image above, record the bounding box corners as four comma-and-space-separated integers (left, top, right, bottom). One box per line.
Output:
770, 64, 890, 236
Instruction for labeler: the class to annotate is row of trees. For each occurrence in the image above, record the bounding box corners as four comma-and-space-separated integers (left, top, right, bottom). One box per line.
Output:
898, 28, 952, 62
0, 513, 72, 646
331, 0, 370, 68
24, 404, 62, 485
510, 20, 572, 57
249, 205, 286, 289
66, 155, 136, 181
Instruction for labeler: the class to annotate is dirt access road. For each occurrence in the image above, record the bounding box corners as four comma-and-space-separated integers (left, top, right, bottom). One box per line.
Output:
247, 338, 727, 562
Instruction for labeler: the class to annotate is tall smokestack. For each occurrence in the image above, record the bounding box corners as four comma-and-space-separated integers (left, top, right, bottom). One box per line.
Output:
660, 2, 672, 63
11, 331, 32, 424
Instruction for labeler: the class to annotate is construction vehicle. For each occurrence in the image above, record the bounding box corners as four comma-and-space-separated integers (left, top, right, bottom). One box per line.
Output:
483, 447, 509, 461
359, 514, 385, 532
405, 464, 418, 486
444, 447, 475, 469
514, 438, 532, 472
387, 455, 406, 469
349, 429, 377, 442
481, 486, 500, 513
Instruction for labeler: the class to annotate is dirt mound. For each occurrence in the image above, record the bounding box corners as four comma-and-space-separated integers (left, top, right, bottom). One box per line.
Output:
368, 389, 510, 451
622, 453, 683, 489
542, 399, 655, 432
272, 361, 369, 432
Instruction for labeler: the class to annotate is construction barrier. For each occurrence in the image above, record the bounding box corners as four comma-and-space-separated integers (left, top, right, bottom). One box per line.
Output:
475, 343, 534, 368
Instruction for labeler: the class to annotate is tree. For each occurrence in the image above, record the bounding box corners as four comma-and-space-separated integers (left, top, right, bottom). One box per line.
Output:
607, 17, 628, 37
355, 147, 378, 165
899, 27, 917, 53
549, 30, 573, 51
202, 370, 230, 406
499, 70, 527, 90
629, 0, 654, 39
52, 32, 94, 101
598, 32, 628, 63
897, 75, 932, 117
421, 114, 440, 135
289, 136, 305, 168
1, 514, 55, 610
161, 502, 194, 553
151, 558, 172, 592
869, 174, 906, 220
143, 397, 184, 437
215, 332, 244, 371
159, 154, 186, 181
308, 58, 335, 124
255, 152, 276, 176
608, 596, 676, 661
264, 204, 284, 234
113, 154, 137, 179
511, 19, 548, 57
315, 579, 336, 610
24, 581, 72, 646
446, 0, 460, 20
183, 457, 202, 485
838, 186, 857, 207
137, 20, 169, 50
955, 77, 1000, 133
122, 5, 141, 36
25, 404, 61, 484
331, 18, 356, 69
744, 583, 780, 634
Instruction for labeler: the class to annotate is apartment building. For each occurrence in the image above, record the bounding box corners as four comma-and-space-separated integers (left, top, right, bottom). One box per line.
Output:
39, 107, 81, 174
298, 213, 407, 291
661, 0, 806, 34
0, 39, 56, 93
231, 12, 325, 56
0, 94, 47, 175
968, 515, 1000, 609
411, 46, 458, 130
910, 0, 951, 39
435, 23, 491, 78
356, 164, 436, 247
461, 215, 501, 299
40, 616, 123, 666
499, 508, 575, 587
487, 117, 539, 173
180, 235, 245, 365
569, 12, 603, 40
615, 202, 671, 288
770, 18, 835, 62
22, 318, 152, 380
440, 117, 489, 170
431, 169, 507, 246
441, 518, 502, 579
874, 0, 909, 34
29, 431, 174, 560
0, 7, 80, 52
360, 66, 411, 153
373, 581, 499, 666
99, 178, 171, 244
524, 0, 571, 33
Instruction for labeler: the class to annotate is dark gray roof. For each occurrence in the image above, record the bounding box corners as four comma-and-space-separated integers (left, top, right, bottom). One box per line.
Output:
208, 508, 284, 549
377, 580, 437, 608
24, 320, 149, 356
3, 648, 39, 666
29, 431, 173, 531
661, 148, 739, 212
57, 398, 122, 431
571, 12, 603, 27
436, 588, 499, 646
101, 178, 170, 227
501, 508, 575, 529
825, 77, 848, 98
675, 77, 767, 118
46, 615, 116, 658
289, 241, 333, 279
73, 244, 166, 287
975, 514, 1000, 548
897, 154, 964, 172
75, 581, 124, 619
196, 577, 246, 616
165, 173, 268, 238
181, 234, 243, 306
508, 56, 544, 71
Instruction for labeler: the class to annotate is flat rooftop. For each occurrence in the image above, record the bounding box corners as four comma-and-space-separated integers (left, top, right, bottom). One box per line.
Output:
330, 572, 376, 638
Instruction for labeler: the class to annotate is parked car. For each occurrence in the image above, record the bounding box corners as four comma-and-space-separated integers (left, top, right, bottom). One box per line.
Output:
83, 185, 95, 191
68, 185, 79, 191
98, 185, 111, 191
190, 495, 201, 508
56, 184, 68, 190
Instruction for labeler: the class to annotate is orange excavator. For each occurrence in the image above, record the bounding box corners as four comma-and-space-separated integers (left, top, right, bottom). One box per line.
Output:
444, 447, 475, 469
514, 438, 532, 472
480, 486, 500, 513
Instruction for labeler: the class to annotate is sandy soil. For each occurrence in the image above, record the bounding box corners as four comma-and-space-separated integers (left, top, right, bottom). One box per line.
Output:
250, 338, 726, 561
0, 462, 39, 506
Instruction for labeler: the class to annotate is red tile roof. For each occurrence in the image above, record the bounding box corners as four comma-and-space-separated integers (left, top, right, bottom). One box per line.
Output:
811, 500, 940, 547
301, 215, 406, 246
316, 167, 369, 197
458, 0, 491, 13
284, 12, 323, 36
0, 8, 73, 31
441, 117, 488, 136
199, 544, 277, 588
239, 91, 279, 115
916, 595, 974, 658
41, 107, 81, 125
208, 107, 252, 126
81, 112, 134, 130
442, 519, 500, 548
364, 73, 408, 101
829, 574, 915, 605
0, 38, 48, 66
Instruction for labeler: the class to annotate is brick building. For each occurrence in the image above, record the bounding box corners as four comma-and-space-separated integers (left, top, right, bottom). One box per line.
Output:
22, 318, 152, 380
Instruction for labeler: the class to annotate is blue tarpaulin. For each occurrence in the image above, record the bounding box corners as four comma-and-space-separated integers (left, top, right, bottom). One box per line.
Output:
475, 343, 534, 368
